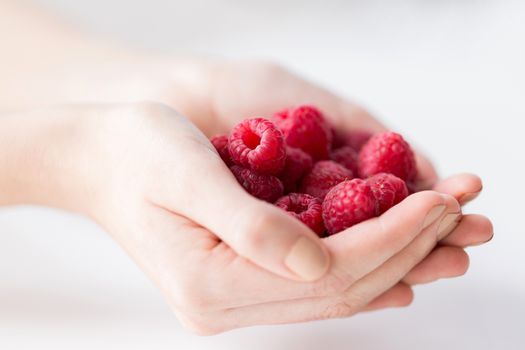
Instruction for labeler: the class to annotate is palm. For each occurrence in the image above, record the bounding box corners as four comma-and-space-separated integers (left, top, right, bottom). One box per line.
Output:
201, 62, 438, 189
206, 62, 381, 134
90, 66, 490, 333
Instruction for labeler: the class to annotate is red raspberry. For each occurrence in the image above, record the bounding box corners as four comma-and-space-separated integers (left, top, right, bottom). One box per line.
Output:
366, 173, 409, 215
358, 131, 417, 182
230, 165, 283, 202
332, 129, 373, 151
348, 130, 373, 151
330, 146, 358, 175
275, 193, 325, 236
279, 147, 313, 193
210, 134, 233, 166
300, 160, 354, 200
273, 105, 332, 160
229, 118, 286, 175
406, 181, 418, 195
322, 179, 376, 235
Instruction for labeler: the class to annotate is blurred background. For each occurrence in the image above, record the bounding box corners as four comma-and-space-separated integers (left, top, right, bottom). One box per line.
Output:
1, 0, 524, 349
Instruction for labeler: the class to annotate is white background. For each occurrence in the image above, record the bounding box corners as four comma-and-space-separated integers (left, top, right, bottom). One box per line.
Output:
1, 0, 524, 349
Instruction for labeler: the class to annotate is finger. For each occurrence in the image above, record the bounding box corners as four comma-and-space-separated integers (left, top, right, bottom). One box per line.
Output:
323, 191, 458, 286
339, 193, 459, 302
218, 283, 415, 331
363, 283, 414, 311
439, 214, 494, 247
155, 143, 329, 282
178, 283, 414, 335
141, 201, 429, 314
334, 102, 387, 133
216, 203, 457, 329
433, 173, 483, 205
166, 191, 457, 312
413, 152, 439, 191
402, 246, 470, 285
121, 204, 327, 316
401, 214, 491, 286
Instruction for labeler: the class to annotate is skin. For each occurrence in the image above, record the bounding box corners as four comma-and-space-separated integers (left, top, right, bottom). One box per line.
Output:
0, 1, 493, 334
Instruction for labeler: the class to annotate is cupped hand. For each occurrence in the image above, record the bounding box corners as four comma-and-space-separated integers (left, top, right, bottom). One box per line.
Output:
168, 59, 492, 287
29, 56, 492, 331
33, 102, 488, 334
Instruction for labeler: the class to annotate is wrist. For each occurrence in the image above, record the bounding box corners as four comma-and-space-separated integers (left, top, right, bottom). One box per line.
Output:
4, 45, 216, 128
0, 108, 97, 213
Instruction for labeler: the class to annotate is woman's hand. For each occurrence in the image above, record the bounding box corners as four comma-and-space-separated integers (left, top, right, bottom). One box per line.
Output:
0, 4, 493, 334
15, 55, 485, 193
166, 59, 492, 286
0, 103, 492, 334
58, 56, 493, 287
4, 54, 492, 323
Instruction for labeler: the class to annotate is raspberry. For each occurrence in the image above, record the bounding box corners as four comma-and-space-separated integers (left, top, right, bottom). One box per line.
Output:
322, 179, 376, 235
330, 146, 358, 175
275, 193, 325, 236
210, 134, 233, 166
332, 129, 373, 151
346, 130, 373, 151
300, 160, 354, 200
230, 165, 283, 202
279, 147, 313, 193
366, 173, 409, 215
358, 131, 417, 182
406, 181, 418, 195
228, 117, 286, 175
273, 105, 332, 160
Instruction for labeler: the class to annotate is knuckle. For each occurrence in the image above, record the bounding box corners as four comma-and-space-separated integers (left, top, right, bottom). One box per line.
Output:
342, 287, 371, 310
405, 247, 424, 265
233, 210, 274, 253
414, 190, 444, 202
320, 299, 356, 320
126, 101, 176, 117
116, 101, 184, 127
400, 247, 429, 274
408, 190, 446, 212
311, 273, 351, 297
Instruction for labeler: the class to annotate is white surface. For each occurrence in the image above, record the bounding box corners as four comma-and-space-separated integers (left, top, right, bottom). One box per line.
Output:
1, 0, 524, 348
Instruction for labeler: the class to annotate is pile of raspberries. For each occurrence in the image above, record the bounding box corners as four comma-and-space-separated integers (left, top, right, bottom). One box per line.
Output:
210, 105, 417, 236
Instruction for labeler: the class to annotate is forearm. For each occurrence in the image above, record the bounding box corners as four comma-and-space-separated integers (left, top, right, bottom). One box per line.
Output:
0, 2, 100, 109
0, 2, 189, 108
0, 1, 212, 130
0, 110, 63, 207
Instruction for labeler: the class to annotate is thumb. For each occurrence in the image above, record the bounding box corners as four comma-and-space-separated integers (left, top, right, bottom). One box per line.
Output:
159, 145, 330, 282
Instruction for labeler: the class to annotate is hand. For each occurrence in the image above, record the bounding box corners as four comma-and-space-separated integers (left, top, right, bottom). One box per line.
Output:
199, 61, 493, 310
5, 54, 492, 324
0, 5, 492, 334
42, 55, 477, 193
0, 103, 491, 334
175, 59, 492, 280
72, 57, 491, 291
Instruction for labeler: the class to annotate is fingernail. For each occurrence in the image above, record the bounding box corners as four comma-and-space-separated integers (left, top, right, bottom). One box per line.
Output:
468, 233, 494, 247
422, 205, 446, 229
437, 213, 462, 240
459, 192, 480, 204
285, 237, 329, 281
